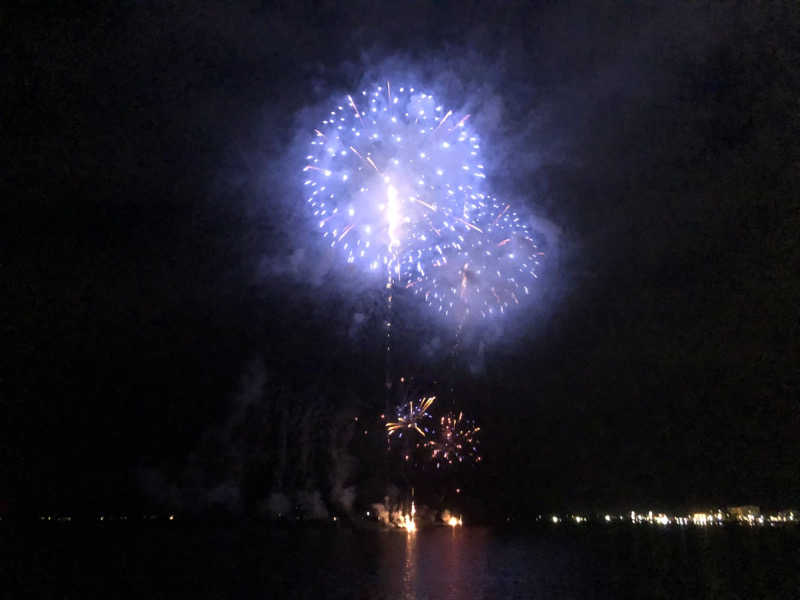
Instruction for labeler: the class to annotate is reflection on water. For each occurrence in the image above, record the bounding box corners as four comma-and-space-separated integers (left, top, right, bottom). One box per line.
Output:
19, 522, 800, 599
402, 531, 417, 599
387, 527, 492, 599
372, 525, 799, 599
442, 526, 462, 597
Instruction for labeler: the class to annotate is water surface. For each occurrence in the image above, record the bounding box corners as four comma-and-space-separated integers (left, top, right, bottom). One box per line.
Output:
14, 522, 800, 598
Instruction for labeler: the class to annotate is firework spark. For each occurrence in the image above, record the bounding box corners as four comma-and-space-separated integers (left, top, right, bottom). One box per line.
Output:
424, 411, 481, 468
386, 396, 436, 438
443, 509, 464, 527
303, 82, 542, 319
399, 501, 417, 532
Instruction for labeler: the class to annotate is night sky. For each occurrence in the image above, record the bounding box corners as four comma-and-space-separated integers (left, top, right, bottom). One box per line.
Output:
6, 1, 799, 519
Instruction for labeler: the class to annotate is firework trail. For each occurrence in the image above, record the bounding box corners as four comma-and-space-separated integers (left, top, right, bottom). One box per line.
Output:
302, 81, 543, 320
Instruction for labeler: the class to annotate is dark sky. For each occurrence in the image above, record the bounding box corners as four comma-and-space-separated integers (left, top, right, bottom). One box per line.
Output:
5, 1, 799, 517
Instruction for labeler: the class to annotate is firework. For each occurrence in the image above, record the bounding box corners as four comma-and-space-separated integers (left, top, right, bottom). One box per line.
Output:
442, 510, 464, 527
386, 396, 436, 438
424, 411, 481, 468
303, 82, 542, 319
401, 501, 417, 532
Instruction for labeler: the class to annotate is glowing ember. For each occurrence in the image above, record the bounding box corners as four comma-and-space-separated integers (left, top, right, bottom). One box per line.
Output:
400, 501, 417, 532
401, 514, 416, 532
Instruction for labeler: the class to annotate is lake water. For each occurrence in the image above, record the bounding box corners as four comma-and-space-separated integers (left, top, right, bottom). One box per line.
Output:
15, 522, 800, 598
